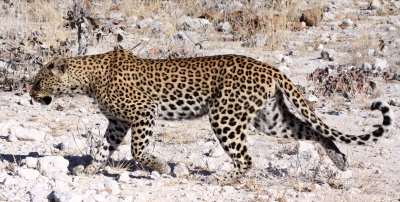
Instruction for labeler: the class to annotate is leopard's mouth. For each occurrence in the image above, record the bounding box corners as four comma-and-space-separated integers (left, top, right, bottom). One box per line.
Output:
30, 93, 53, 105
42, 96, 52, 105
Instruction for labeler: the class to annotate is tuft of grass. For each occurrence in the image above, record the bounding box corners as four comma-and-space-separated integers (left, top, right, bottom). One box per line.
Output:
109, 159, 132, 173
5, 154, 22, 175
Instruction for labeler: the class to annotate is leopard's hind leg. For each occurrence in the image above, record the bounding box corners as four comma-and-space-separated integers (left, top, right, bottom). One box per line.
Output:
250, 89, 348, 171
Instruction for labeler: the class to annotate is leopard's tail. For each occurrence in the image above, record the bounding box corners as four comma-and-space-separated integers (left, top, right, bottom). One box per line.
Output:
273, 70, 393, 145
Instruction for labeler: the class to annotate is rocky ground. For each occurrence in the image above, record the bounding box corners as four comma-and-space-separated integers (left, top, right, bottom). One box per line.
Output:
1, 0, 400, 201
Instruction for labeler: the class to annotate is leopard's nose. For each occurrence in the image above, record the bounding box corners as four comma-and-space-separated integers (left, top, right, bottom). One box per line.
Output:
42, 96, 52, 105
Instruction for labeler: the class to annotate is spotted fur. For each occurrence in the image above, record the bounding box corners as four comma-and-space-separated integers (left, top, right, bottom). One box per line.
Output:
29, 49, 393, 185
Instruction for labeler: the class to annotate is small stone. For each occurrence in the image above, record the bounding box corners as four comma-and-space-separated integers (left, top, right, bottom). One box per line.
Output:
79, 108, 87, 113
16, 168, 40, 180
348, 188, 362, 194
118, 171, 131, 183
340, 18, 353, 29
56, 136, 86, 154
296, 141, 319, 160
209, 146, 225, 157
173, 162, 190, 177
109, 12, 123, 20
392, 70, 400, 80
369, 0, 381, 9
205, 158, 218, 170
50, 189, 84, 202
320, 49, 335, 61
180, 16, 211, 31
343, 19, 353, 26
221, 186, 236, 194
281, 56, 293, 66
218, 162, 233, 171
217, 22, 232, 33
104, 165, 112, 173
288, 50, 299, 56
8, 125, 45, 142
2, 176, 19, 186
30, 183, 47, 202
372, 58, 388, 71
25, 157, 38, 168
37, 156, 69, 177
7, 133, 18, 142
362, 62, 372, 70
273, 52, 284, 63
104, 178, 121, 195
51, 172, 71, 183
173, 31, 191, 42
192, 158, 206, 169
93, 194, 107, 202
136, 18, 153, 29
151, 171, 161, 178
389, 98, 400, 107
367, 49, 376, 56
17, 97, 31, 106
317, 44, 324, 51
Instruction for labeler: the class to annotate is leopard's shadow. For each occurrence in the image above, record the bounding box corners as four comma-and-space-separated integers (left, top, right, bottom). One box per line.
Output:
0, 152, 92, 172
104, 160, 213, 179
0, 152, 213, 180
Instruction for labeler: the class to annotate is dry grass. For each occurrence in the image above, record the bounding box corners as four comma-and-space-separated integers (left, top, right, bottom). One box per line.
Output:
1, 0, 69, 47
109, 159, 132, 173
349, 33, 377, 67
4, 154, 22, 175
0, 0, 311, 51
0, 0, 323, 88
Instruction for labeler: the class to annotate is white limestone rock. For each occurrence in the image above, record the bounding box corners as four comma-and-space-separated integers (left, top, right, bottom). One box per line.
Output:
173, 162, 190, 177
118, 171, 131, 183
104, 178, 120, 195
16, 168, 40, 180
372, 58, 388, 71
209, 145, 225, 157
50, 189, 84, 202
37, 156, 69, 177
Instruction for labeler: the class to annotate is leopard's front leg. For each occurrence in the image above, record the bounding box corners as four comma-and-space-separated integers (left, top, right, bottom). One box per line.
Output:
129, 103, 171, 174
73, 116, 130, 175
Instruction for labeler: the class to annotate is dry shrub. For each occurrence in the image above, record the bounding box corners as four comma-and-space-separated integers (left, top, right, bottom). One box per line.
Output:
307, 65, 392, 99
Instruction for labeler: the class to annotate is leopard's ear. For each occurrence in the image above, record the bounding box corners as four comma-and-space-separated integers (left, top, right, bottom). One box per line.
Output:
49, 58, 68, 75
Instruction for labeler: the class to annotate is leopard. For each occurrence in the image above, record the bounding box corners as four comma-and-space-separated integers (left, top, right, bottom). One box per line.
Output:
29, 49, 393, 185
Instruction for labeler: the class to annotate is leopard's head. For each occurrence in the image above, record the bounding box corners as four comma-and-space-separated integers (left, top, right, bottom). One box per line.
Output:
29, 58, 70, 105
